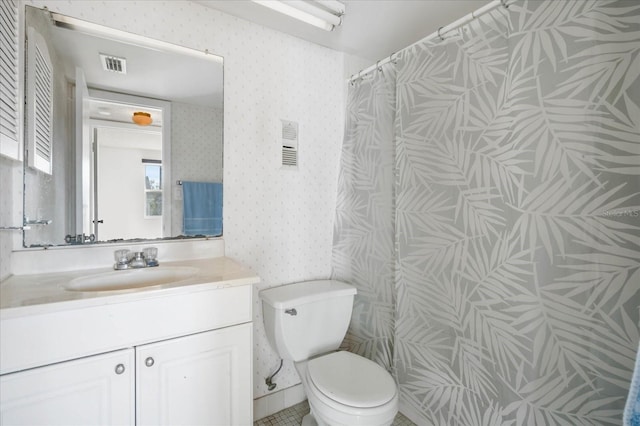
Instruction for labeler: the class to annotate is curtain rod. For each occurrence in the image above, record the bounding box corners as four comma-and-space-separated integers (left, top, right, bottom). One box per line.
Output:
348, 0, 509, 83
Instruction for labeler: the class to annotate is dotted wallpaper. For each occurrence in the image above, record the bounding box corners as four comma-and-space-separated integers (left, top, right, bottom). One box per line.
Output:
171, 103, 223, 235
21, 0, 347, 399
0, 156, 22, 281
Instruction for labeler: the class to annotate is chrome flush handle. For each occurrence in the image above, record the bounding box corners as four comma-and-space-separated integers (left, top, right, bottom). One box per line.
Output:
285, 308, 297, 316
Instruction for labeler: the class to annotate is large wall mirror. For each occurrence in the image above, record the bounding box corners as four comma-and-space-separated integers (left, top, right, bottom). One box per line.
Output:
22, 5, 224, 247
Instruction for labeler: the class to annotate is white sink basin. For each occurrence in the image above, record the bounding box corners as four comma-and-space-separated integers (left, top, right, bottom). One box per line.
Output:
64, 266, 199, 292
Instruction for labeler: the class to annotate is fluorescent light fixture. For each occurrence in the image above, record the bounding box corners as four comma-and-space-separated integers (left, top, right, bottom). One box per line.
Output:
51, 12, 223, 63
252, 0, 344, 31
316, 0, 345, 15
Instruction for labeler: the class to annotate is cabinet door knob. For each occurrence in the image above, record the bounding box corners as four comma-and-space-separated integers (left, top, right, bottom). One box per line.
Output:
115, 363, 126, 374
145, 357, 155, 367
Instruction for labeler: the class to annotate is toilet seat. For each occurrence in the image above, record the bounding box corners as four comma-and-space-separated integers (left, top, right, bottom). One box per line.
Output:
307, 351, 396, 407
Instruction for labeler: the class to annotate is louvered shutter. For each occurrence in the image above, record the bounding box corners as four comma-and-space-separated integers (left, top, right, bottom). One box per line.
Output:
26, 26, 53, 174
0, 0, 21, 160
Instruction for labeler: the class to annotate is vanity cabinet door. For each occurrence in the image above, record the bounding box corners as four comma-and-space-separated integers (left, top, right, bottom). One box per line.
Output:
0, 349, 134, 425
136, 323, 252, 426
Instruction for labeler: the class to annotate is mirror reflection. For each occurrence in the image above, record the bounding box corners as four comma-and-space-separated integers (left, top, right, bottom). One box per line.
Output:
23, 6, 224, 247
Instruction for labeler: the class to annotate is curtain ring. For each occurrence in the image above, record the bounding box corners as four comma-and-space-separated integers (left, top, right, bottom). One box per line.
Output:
376, 60, 382, 72
437, 27, 445, 41
501, 0, 509, 8
390, 52, 398, 64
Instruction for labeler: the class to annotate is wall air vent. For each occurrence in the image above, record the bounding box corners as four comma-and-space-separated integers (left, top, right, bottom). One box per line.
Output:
100, 53, 127, 74
281, 120, 298, 168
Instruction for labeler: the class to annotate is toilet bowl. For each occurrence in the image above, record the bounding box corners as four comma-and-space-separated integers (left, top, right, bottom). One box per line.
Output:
297, 351, 398, 426
260, 280, 399, 426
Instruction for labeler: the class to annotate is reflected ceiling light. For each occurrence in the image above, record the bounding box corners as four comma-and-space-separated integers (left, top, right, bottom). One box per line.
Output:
251, 0, 345, 31
132, 111, 152, 126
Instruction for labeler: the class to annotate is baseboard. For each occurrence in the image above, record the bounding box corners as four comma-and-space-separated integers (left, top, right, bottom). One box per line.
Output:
253, 383, 307, 421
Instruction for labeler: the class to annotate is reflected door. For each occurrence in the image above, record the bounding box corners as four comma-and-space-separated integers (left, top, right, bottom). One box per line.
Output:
75, 67, 92, 237
94, 126, 163, 241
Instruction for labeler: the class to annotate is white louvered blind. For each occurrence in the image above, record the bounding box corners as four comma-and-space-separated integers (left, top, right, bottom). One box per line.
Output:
26, 26, 53, 174
0, 0, 21, 160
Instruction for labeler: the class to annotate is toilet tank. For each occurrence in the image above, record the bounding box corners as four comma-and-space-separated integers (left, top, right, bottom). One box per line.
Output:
260, 280, 357, 362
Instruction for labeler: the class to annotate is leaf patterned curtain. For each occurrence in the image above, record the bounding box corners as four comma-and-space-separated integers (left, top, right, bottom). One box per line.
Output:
331, 63, 397, 370
334, 0, 640, 424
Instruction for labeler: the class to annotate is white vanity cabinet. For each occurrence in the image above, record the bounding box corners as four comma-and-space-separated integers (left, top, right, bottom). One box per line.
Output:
0, 324, 252, 426
0, 349, 135, 425
137, 323, 252, 426
0, 257, 259, 426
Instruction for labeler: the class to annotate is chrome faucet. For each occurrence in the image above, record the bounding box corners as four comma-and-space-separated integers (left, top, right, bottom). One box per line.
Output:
129, 252, 147, 268
113, 247, 159, 270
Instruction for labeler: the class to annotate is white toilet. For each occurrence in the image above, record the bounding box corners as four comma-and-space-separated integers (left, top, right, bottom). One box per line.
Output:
260, 280, 398, 426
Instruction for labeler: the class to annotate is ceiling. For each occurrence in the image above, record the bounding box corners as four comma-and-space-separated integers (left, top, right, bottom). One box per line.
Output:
196, 0, 490, 62
34, 1, 492, 125
34, 4, 224, 126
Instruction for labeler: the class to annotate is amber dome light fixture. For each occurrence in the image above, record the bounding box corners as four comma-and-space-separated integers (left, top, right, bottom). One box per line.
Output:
132, 111, 152, 126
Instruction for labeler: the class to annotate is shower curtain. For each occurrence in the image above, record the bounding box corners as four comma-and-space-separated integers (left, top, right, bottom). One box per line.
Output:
332, 63, 396, 369
332, 0, 640, 424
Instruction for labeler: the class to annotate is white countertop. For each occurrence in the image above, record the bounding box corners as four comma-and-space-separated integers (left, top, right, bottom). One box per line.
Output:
0, 257, 259, 317
0, 256, 259, 374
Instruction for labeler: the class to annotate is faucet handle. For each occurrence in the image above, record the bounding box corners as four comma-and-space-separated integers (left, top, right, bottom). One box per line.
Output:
143, 247, 159, 267
113, 249, 131, 270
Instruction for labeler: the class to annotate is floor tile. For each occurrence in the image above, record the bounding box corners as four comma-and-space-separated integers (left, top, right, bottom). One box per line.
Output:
254, 400, 416, 426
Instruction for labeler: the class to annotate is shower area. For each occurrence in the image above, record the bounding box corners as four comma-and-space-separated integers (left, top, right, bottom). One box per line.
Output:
331, 0, 640, 424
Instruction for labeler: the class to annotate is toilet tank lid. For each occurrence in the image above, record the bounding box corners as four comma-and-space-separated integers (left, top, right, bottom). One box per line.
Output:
260, 280, 356, 309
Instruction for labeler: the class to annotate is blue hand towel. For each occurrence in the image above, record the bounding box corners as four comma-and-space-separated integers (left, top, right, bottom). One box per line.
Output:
625, 342, 640, 426
182, 181, 222, 236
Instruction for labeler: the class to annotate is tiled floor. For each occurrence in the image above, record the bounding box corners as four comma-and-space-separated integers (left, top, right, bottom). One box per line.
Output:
254, 400, 416, 426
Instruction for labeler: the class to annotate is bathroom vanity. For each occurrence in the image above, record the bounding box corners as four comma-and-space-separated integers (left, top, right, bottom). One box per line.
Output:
0, 255, 258, 425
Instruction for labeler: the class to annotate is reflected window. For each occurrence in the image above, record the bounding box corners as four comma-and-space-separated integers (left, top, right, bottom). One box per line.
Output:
143, 161, 162, 217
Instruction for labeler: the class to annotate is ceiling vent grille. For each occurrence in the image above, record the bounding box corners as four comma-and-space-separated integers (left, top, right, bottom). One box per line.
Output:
281, 120, 298, 168
100, 53, 127, 74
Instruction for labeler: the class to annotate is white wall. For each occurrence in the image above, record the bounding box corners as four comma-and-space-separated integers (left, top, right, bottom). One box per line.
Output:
0, 156, 22, 280
171, 103, 223, 235
13, 0, 346, 400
